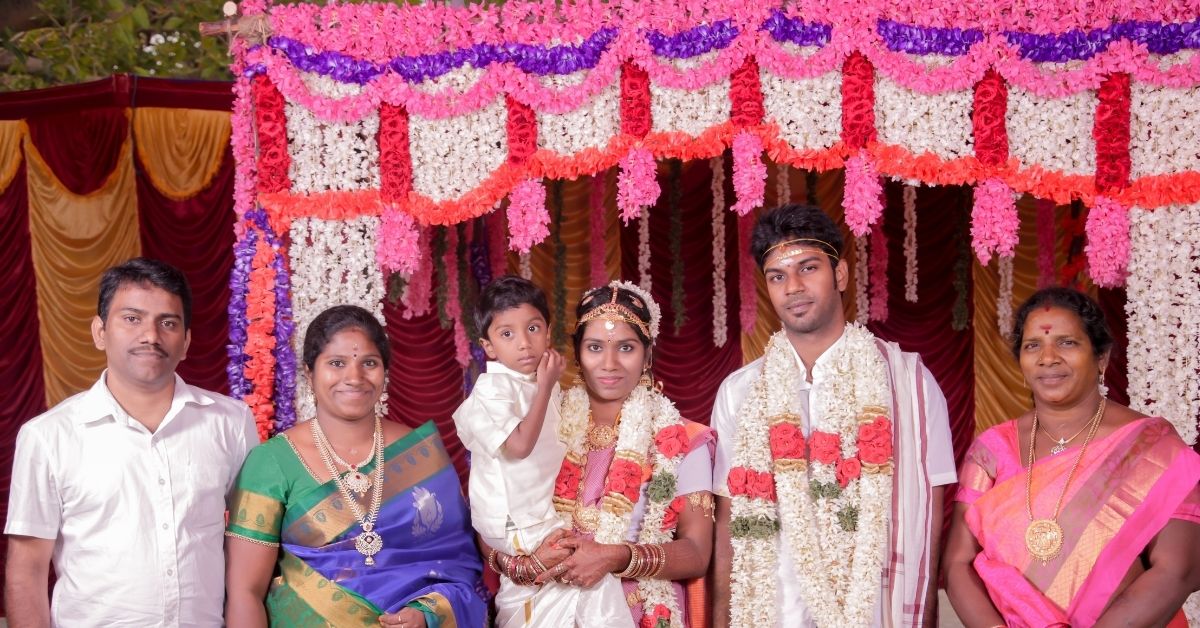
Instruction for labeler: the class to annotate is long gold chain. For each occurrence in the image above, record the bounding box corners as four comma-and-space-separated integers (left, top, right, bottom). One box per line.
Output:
1025, 399, 1105, 523
311, 415, 385, 565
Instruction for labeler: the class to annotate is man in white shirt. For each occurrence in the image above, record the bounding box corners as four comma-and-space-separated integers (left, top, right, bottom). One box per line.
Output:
711, 204, 957, 627
4, 257, 258, 627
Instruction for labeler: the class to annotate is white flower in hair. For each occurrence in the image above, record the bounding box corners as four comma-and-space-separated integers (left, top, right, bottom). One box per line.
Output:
608, 280, 661, 341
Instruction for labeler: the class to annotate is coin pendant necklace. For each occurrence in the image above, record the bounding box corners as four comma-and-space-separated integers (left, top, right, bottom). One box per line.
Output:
312, 415, 385, 565
1024, 399, 1105, 563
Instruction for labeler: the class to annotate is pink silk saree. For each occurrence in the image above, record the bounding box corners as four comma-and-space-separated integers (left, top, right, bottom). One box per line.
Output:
956, 417, 1200, 627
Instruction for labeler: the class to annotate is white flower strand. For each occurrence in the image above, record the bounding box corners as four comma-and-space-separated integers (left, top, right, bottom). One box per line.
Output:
288, 216, 387, 421
997, 256, 1015, 340
855, 235, 870, 325
638, 206, 652, 293
409, 96, 507, 202
1007, 87, 1097, 176
1129, 84, 1200, 178
1126, 203, 1200, 446
875, 79, 974, 161
903, 185, 918, 303
711, 156, 728, 347
760, 67, 841, 150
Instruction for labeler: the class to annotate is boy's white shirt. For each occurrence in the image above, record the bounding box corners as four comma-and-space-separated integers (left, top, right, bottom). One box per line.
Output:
452, 360, 565, 538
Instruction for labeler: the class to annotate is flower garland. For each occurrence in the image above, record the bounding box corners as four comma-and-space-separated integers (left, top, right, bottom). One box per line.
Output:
245, 233, 278, 441
970, 177, 1018, 265
843, 151, 883, 236
1084, 196, 1131, 288
731, 131, 767, 215
248, 209, 298, 434
553, 385, 688, 628
711, 155, 729, 347
738, 211, 758, 333
288, 216, 387, 421
1126, 202, 1200, 446
761, 68, 842, 151
728, 326, 893, 627
868, 218, 889, 322
854, 235, 870, 324
875, 77, 975, 161
902, 184, 918, 302
638, 203, 653, 294
997, 255, 1015, 340
227, 224, 255, 401
618, 147, 660, 223
284, 80, 381, 194
401, 227, 434, 319
506, 179, 551, 253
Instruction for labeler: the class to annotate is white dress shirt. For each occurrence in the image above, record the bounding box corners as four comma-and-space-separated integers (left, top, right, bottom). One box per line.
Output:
711, 333, 957, 627
5, 372, 258, 627
452, 361, 565, 539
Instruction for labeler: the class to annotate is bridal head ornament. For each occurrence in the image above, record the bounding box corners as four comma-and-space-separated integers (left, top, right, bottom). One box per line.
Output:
574, 280, 661, 343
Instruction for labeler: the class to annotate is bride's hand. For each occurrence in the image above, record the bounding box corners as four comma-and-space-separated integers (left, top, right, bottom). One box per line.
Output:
534, 536, 628, 587
531, 527, 574, 570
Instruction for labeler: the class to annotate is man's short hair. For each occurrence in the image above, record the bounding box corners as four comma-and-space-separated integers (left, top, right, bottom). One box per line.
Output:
750, 203, 845, 268
474, 275, 551, 339
97, 257, 193, 329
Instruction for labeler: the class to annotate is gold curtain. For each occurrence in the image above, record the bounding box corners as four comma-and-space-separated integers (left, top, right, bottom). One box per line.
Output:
132, 108, 231, 200
972, 195, 1043, 431
0, 121, 27, 191
25, 128, 141, 406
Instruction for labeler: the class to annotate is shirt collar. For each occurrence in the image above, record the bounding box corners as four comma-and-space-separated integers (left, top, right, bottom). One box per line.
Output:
485, 360, 537, 383
788, 329, 848, 387
72, 371, 211, 426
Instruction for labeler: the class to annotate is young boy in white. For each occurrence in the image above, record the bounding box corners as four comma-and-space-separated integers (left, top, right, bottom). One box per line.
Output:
453, 276, 632, 628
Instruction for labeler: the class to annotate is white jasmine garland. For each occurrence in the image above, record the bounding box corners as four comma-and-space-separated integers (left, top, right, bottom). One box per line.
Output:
903, 184, 918, 302
289, 216, 387, 421
638, 206, 652, 293
287, 75, 380, 193
537, 78, 620, 155
1007, 86, 1097, 176
649, 72, 731, 138
1126, 203, 1200, 446
874, 78, 974, 161
555, 385, 687, 628
409, 96, 507, 202
998, 255, 1014, 340
729, 326, 893, 627
1129, 83, 1200, 178
855, 235, 869, 325
761, 68, 842, 151
711, 155, 728, 347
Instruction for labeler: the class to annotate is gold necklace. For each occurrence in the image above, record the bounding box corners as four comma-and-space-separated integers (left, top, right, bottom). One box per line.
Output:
311, 415, 385, 565
1024, 399, 1105, 563
585, 410, 622, 451
1037, 419, 1090, 456
311, 422, 376, 496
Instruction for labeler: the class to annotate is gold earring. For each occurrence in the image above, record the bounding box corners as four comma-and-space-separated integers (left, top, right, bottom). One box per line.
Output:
639, 368, 652, 390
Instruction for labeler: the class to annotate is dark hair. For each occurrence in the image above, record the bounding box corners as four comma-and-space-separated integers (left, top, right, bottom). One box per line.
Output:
97, 257, 193, 329
474, 275, 551, 339
571, 285, 654, 357
1010, 287, 1113, 359
750, 203, 844, 268
302, 305, 391, 372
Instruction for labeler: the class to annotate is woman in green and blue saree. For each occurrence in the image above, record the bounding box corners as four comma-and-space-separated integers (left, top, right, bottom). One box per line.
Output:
225, 305, 487, 628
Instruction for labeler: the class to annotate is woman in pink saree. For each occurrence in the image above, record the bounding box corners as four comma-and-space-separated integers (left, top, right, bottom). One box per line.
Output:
944, 287, 1200, 628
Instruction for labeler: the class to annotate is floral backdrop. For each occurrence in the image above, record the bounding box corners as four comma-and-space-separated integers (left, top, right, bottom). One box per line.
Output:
226, 0, 1200, 449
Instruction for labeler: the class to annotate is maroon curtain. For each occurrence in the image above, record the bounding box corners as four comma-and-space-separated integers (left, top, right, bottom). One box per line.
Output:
0, 163, 46, 603
383, 304, 469, 479
868, 183, 977, 474
618, 160, 744, 425
1097, 288, 1130, 408
0, 75, 232, 120
25, 107, 127, 195
136, 148, 236, 393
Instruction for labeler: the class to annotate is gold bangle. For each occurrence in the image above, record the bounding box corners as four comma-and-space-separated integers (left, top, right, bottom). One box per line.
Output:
487, 548, 501, 575
617, 542, 640, 578
531, 552, 548, 574
650, 543, 666, 578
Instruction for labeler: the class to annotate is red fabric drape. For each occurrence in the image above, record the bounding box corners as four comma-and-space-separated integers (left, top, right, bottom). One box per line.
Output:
136, 148, 236, 393
618, 160, 744, 425
868, 183, 976, 473
0, 163, 47, 602
383, 303, 469, 479
0, 75, 233, 120
26, 107, 127, 196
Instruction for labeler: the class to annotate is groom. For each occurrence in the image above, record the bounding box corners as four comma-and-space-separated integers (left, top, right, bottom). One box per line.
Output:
711, 203, 957, 627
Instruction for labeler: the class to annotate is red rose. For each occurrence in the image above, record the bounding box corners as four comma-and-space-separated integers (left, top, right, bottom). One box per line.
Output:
654, 425, 690, 459
750, 471, 777, 501
554, 460, 581, 500
640, 604, 672, 628
661, 496, 685, 531
856, 418, 893, 464
836, 457, 862, 488
769, 423, 806, 460
605, 459, 644, 502
809, 431, 842, 465
727, 466, 749, 496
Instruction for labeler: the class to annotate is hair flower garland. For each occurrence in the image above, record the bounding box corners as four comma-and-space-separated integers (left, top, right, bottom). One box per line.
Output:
1084, 196, 1131, 287
970, 177, 1019, 265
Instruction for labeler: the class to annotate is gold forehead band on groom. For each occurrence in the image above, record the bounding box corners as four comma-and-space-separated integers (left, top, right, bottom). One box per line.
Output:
759, 238, 841, 268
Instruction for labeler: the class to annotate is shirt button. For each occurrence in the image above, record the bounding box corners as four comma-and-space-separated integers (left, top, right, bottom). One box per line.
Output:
162, 523, 169, 530
166, 568, 174, 576
158, 478, 166, 486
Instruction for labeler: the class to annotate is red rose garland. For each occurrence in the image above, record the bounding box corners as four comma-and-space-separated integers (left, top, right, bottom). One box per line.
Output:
378, 103, 412, 204
973, 69, 1009, 167
1094, 73, 1132, 194
620, 62, 652, 138
506, 95, 538, 165
730, 57, 764, 128
840, 52, 877, 150
252, 75, 291, 196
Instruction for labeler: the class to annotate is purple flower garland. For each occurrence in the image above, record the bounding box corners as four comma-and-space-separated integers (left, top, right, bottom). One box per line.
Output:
761, 11, 833, 47
647, 19, 740, 58
246, 208, 298, 433
878, 19, 983, 56
227, 223, 256, 399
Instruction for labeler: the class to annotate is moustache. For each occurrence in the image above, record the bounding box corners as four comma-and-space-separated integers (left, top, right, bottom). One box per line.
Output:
131, 345, 168, 358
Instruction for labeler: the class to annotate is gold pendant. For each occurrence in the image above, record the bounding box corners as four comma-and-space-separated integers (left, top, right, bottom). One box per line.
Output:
586, 424, 618, 451
1025, 519, 1064, 563
355, 523, 383, 566
344, 469, 371, 496
572, 502, 601, 533
1050, 439, 1067, 455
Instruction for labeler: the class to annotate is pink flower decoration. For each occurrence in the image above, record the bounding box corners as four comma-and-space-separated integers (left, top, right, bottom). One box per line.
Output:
738, 211, 758, 333
869, 220, 889, 322
617, 147, 659, 224
376, 208, 421, 276
506, 178, 550, 253
970, 177, 1019, 265
401, 228, 433, 320
589, 173, 609, 286
843, 150, 883, 237
444, 226, 471, 367
731, 131, 766, 216
1085, 196, 1130, 288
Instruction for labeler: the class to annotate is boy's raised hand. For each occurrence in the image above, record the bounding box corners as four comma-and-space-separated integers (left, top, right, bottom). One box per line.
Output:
537, 349, 566, 386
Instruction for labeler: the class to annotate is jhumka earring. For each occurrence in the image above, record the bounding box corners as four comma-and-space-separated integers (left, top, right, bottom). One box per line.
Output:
639, 367, 653, 390
1098, 371, 1109, 398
